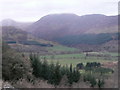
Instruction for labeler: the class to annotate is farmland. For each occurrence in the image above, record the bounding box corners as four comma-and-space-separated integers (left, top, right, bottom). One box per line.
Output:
39, 52, 118, 66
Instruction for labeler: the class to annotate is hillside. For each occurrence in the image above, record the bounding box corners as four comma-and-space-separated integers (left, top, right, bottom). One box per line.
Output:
2, 26, 79, 54
1, 19, 33, 31
54, 33, 119, 45
2, 26, 55, 44
2, 26, 28, 41
2, 26, 55, 52
28, 14, 118, 40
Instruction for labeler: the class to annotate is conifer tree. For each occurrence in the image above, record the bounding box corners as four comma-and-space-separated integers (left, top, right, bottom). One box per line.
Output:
97, 79, 104, 88
73, 68, 80, 82
67, 64, 73, 85
31, 54, 42, 78
90, 77, 97, 87
48, 61, 55, 84
41, 59, 49, 79
53, 62, 62, 86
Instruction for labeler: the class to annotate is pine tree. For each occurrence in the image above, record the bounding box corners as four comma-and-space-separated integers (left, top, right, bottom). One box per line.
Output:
41, 59, 49, 79
90, 77, 97, 87
73, 68, 80, 82
53, 61, 62, 86
48, 61, 55, 84
60, 65, 66, 76
67, 64, 73, 85
97, 79, 104, 88
70, 64, 72, 73
31, 54, 42, 78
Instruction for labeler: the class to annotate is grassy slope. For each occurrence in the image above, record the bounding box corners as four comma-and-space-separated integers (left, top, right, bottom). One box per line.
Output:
85, 26, 118, 34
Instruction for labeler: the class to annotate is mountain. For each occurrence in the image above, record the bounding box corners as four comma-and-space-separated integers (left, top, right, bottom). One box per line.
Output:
2, 14, 119, 47
2, 26, 79, 54
2, 26, 56, 47
28, 14, 118, 40
1, 19, 33, 30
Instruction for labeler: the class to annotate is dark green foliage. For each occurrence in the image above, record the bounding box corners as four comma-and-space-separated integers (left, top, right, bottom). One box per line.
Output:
6, 41, 16, 44
86, 62, 101, 68
97, 79, 104, 88
55, 33, 119, 45
67, 64, 80, 85
47, 62, 55, 84
93, 67, 114, 74
60, 65, 70, 77
30, 54, 81, 86
83, 73, 97, 87
76, 63, 84, 69
19, 41, 53, 47
72, 68, 80, 83
60, 65, 67, 75
53, 62, 62, 85
31, 55, 42, 78
30, 54, 62, 85
70, 64, 72, 72
41, 60, 49, 79
77, 62, 101, 72
67, 64, 73, 84
90, 77, 97, 87
83, 73, 93, 82
83, 62, 114, 75
2, 42, 26, 81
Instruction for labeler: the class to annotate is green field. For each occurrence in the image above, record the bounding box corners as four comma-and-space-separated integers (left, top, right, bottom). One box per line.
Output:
47, 59, 112, 67
103, 52, 119, 57
39, 52, 117, 67
47, 45, 79, 52
40, 53, 84, 59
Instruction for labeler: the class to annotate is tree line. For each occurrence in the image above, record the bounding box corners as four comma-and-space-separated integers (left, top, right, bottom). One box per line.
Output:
30, 54, 80, 86
77, 62, 101, 69
29, 54, 108, 88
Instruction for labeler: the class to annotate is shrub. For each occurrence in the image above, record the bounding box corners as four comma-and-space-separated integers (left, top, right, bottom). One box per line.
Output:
2, 42, 26, 81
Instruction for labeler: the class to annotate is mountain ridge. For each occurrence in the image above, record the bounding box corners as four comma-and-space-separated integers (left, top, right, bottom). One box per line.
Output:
27, 14, 118, 40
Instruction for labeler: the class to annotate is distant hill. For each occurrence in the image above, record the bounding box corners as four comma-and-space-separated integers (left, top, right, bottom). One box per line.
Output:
1, 19, 33, 31
2, 26, 56, 47
2, 26, 79, 53
2, 26, 28, 41
28, 14, 118, 40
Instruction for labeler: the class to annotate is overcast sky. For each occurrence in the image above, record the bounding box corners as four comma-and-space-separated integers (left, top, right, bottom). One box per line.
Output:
0, 0, 119, 22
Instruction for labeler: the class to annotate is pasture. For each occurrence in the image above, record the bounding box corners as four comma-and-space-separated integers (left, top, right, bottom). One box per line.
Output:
39, 52, 118, 66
